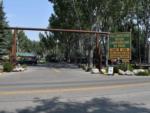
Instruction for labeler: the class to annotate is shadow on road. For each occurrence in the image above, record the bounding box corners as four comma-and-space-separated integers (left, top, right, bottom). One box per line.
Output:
35, 63, 79, 69
1, 97, 150, 113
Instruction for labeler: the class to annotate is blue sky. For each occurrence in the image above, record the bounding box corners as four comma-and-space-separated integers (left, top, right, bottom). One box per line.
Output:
3, 0, 54, 41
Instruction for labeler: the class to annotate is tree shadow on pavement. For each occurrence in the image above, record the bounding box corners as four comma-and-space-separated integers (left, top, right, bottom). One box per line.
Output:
1, 97, 150, 113
36, 63, 79, 69
49, 63, 78, 69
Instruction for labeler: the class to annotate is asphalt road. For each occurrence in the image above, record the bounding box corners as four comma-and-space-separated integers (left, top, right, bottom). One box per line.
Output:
0, 63, 150, 113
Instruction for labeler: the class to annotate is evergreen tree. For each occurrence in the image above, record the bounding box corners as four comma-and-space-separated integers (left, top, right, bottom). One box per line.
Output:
0, 0, 12, 57
17, 30, 32, 52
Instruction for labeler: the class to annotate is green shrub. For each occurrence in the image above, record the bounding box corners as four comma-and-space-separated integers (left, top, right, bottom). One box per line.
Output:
112, 63, 135, 74
114, 63, 127, 73
118, 63, 128, 71
3, 62, 13, 72
114, 66, 119, 73
136, 71, 150, 76
22, 64, 27, 68
127, 64, 135, 71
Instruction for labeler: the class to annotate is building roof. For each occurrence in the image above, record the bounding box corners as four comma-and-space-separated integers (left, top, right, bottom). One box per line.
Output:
17, 52, 36, 57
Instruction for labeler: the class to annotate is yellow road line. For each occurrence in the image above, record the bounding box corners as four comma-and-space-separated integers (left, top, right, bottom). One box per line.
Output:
0, 82, 150, 96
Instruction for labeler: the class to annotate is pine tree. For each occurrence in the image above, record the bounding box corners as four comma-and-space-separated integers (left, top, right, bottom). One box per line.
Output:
0, 0, 12, 57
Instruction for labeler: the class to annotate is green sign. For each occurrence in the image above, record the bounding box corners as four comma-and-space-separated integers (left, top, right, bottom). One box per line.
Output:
109, 32, 131, 62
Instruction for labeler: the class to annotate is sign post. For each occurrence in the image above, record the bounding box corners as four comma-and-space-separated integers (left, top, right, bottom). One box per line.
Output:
109, 32, 131, 63
108, 66, 114, 75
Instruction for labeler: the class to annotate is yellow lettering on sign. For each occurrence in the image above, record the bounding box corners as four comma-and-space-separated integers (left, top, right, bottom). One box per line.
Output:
109, 49, 131, 59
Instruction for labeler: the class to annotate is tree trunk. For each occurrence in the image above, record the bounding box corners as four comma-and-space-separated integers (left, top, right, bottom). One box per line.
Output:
88, 48, 94, 69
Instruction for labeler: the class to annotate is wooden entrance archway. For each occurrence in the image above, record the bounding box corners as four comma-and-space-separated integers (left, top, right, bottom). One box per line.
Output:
5, 27, 110, 69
